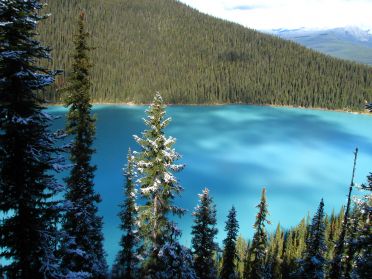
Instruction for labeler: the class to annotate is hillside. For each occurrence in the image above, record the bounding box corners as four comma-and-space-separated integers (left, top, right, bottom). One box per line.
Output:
39, 0, 372, 110
271, 27, 372, 66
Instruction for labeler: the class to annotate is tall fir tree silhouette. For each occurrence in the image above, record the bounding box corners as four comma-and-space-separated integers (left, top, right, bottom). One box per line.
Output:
330, 148, 358, 278
220, 206, 239, 279
61, 12, 107, 278
191, 188, 219, 279
112, 149, 139, 279
249, 188, 270, 279
301, 199, 327, 279
267, 224, 284, 279
0, 1, 64, 277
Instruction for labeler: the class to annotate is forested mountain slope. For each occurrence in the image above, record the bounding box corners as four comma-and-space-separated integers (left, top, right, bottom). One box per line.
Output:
271, 27, 372, 66
39, 0, 372, 110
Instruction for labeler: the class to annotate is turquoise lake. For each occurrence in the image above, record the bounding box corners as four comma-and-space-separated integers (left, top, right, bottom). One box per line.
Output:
48, 105, 372, 266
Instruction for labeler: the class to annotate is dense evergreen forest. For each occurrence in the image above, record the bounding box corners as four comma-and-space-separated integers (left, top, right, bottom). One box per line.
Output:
38, 0, 372, 110
1, 0, 371, 278
111, 95, 371, 279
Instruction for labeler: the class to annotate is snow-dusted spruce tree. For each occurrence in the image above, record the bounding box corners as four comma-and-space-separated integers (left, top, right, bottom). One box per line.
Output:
61, 12, 107, 278
0, 0, 65, 277
249, 188, 270, 279
300, 199, 327, 279
134, 93, 193, 277
191, 188, 219, 279
330, 148, 358, 279
220, 206, 239, 279
112, 149, 140, 279
155, 242, 197, 279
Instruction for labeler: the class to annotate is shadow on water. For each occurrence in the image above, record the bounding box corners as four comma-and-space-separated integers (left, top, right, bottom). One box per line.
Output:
167, 105, 372, 151
48, 105, 372, 265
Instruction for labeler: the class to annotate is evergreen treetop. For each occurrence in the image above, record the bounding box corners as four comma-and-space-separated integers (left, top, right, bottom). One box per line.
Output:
250, 188, 271, 279
281, 217, 308, 278
133, 93, 186, 275
235, 235, 249, 279
61, 12, 107, 278
112, 149, 140, 279
220, 206, 239, 279
302, 199, 327, 279
330, 148, 358, 278
191, 188, 219, 279
267, 224, 284, 279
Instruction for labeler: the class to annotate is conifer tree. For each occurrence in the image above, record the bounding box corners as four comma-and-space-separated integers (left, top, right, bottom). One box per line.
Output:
361, 103, 372, 279
61, 12, 107, 278
281, 232, 294, 279
267, 224, 284, 279
191, 188, 219, 279
330, 148, 358, 278
243, 241, 253, 279
343, 208, 361, 279
112, 149, 139, 279
220, 206, 239, 279
325, 210, 338, 260
360, 103, 372, 278
250, 188, 270, 279
301, 199, 327, 279
350, 174, 371, 278
155, 242, 197, 279
235, 235, 249, 278
0, 1, 64, 277
37, 0, 372, 111
282, 218, 308, 278
133, 93, 186, 276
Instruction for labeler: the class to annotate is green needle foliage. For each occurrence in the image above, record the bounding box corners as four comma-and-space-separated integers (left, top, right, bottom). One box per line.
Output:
0, 1, 63, 277
249, 188, 270, 279
349, 172, 372, 278
235, 235, 249, 279
38, 0, 372, 110
191, 188, 219, 279
133, 93, 186, 276
301, 199, 327, 279
267, 224, 285, 279
112, 149, 139, 279
61, 12, 107, 278
330, 148, 358, 278
343, 208, 361, 279
282, 218, 308, 278
221, 206, 239, 279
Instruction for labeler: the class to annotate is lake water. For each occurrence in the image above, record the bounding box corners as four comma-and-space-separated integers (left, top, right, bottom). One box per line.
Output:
48, 105, 372, 266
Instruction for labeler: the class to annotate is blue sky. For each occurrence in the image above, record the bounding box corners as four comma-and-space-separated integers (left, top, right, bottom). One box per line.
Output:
179, 0, 372, 31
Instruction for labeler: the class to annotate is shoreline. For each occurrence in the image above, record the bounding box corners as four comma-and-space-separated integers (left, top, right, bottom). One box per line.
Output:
48, 102, 371, 115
